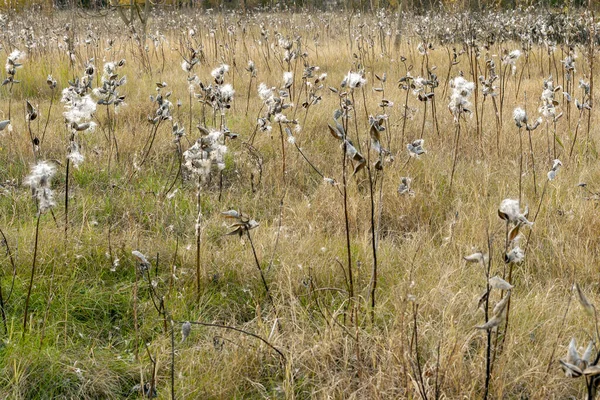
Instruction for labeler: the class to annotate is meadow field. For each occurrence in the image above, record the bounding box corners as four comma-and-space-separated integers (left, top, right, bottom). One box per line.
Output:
0, 6, 600, 399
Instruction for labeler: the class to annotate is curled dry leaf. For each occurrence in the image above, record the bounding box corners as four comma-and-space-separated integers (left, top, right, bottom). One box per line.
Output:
574, 283, 595, 315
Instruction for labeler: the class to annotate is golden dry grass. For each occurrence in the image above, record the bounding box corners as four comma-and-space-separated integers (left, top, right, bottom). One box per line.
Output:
0, 9, 599, 399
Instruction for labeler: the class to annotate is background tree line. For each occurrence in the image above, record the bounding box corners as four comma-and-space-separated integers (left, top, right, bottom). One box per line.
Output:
1, 0, 596, 12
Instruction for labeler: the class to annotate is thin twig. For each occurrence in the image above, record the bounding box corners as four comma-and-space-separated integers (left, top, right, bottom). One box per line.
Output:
180, 320, 286, 362
23, 214, 42, 338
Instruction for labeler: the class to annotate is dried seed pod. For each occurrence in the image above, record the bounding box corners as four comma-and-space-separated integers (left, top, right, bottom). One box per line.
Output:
574, 283, 595, 315
492, 291, 511, 316
181, 321, 191, 342
561, 359, 583, 378
475, 314, 503, 330
464, 252, 485, 263
489, 276, 514, 291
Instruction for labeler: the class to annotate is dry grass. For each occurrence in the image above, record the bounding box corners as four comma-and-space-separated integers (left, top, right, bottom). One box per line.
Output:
0, 8, 599, 399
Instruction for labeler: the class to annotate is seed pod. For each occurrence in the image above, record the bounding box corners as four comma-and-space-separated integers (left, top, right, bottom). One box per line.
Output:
574, 283, 595, 315
181, 321, 191, 342
489, 276, 514, 291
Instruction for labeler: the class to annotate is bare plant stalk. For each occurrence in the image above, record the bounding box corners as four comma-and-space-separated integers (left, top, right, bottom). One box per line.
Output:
144, 343, 157, 399
277, 122, 287, 184
39, 259, 58, 346
0, 227, 16, 334
491, 96, 501, 155
0, 266, 6, 334
518, 127, 523, 205
266, 197, 284, 273
411, 304, 428, 400
442, 47, 453, 100
245, 75, 253, 116
133, 261, 139, 361
420, 100, 427, 141
554, 114, 562, 159
7, 82, 14, 121
449, 121, 461, 190
195, 175, 202, 301
136, 119, 163, 175
189, 85, 193, 138
169, 237, 178, 294
163, 142, 183, 197
524, 179, 549, 255
27, 118, 38, 162
469, 45, 481, 139
401, 88, 410, 147
350, 91, 362, 153
23, 214, 41, 338
586, 18, 595, 156
431, 91, 440, 137
246, 230, 275, 309
65, 156, 70, 246
545, 122, 551, 163
368, 164, 378, 324
106, 105, 113, 173
182, 320, 286, 362
483, 227, 493, 400
528, 130, 537, 195
515, 51, 528, 100
341, 132, 354, 313
545, 293, 572, 374
568, 107, 586, 159
171, 317, 175, 400
500, 61, 509, 128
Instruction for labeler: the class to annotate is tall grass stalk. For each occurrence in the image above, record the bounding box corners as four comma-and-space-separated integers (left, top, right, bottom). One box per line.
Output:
22, 214, 41, 338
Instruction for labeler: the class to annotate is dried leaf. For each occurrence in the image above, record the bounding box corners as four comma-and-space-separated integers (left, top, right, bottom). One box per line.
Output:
574, 283, 595, 315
